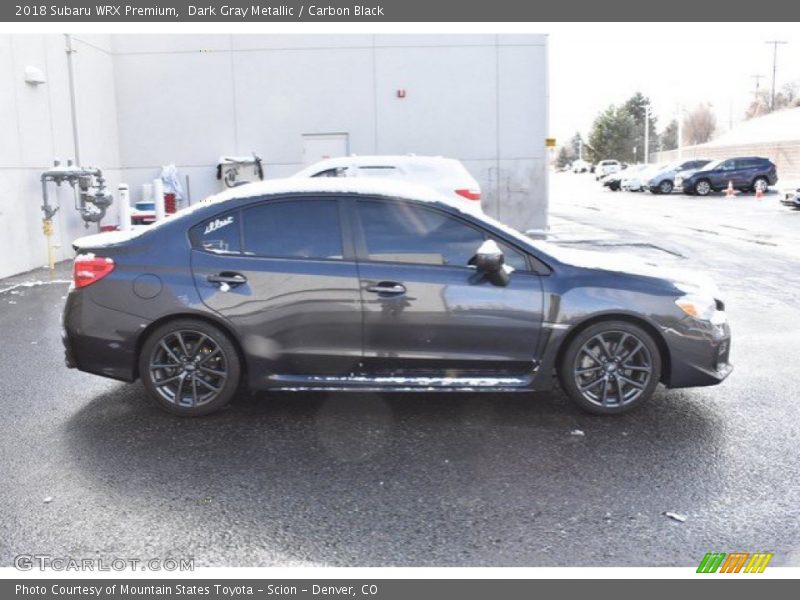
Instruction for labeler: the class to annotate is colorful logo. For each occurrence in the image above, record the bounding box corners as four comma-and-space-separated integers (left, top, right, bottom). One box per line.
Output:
697, 552, 773, 573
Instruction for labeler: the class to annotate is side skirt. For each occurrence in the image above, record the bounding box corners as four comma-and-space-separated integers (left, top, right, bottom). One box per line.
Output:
263, 373, 536, 392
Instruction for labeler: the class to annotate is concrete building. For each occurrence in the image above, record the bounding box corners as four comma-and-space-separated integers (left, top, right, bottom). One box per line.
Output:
0, 34, 549, 279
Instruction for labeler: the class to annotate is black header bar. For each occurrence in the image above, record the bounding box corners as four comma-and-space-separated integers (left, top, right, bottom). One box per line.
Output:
3, 0, 800, 22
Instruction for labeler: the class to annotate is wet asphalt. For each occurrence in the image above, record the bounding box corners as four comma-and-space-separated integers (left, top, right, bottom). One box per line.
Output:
1, 175, 799, 567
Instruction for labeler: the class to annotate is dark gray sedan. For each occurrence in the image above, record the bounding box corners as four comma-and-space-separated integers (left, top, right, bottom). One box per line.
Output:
63, 179, 732, 416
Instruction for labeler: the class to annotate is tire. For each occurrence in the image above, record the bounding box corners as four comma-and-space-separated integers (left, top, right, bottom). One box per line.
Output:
609, 182, 620, 191
694, 179, 711, 196
658, 180, 674, 194
558, 321, 662, 415
752, 177, 769, 193
139, 318, 242, 416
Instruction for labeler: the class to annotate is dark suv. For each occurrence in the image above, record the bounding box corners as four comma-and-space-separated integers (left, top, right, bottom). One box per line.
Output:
681, 157, 778, 196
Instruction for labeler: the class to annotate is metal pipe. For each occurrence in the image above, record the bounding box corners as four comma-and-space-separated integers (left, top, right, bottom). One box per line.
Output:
65, 35, 81, 165
118, 184, 131, 231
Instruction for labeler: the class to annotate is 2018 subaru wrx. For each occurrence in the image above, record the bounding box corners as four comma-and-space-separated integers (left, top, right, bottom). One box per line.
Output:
62, 178, 732, 417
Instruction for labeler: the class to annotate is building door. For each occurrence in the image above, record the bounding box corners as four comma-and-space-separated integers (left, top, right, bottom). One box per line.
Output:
302, 133, 349, 166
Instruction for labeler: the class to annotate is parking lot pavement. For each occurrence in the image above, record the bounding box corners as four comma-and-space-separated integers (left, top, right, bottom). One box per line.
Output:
1, 181, 799, 568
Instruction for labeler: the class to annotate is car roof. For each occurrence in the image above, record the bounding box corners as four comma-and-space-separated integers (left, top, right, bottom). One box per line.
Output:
293, 155, 462, 175
73, 177, 520, 251
208, 176, 454, 206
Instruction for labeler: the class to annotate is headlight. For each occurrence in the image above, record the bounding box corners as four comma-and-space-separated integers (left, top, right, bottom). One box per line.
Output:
675, 294, 726, 324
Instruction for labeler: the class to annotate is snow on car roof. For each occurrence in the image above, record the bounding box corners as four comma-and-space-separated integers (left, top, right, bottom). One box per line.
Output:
292, 155, 462, 176
73, 178, 476, 249
208, 176, 456, 206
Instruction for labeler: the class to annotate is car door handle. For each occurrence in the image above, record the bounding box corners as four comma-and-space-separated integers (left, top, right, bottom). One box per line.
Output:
366, 282, 406, 295
207, 272, 247, 286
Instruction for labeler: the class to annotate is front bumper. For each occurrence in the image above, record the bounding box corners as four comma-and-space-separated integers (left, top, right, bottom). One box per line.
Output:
662, 318, 732, 388
780, 191, 800, 207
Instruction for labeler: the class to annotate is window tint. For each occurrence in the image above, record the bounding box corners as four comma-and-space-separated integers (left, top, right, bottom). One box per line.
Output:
243, 199, 343, 260
190, 211, 241, 254
737, 158, 760, 168
356, 201, 528, 270
312, 167, 348, 178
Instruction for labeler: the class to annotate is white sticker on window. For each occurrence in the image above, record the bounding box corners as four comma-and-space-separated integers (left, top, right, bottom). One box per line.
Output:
204, 216, 234, 235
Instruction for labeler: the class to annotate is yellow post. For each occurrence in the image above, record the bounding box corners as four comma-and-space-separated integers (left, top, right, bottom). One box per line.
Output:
42, 218, 55, 273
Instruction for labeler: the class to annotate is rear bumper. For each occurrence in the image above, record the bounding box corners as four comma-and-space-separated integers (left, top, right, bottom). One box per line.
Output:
62, 290, 148, 382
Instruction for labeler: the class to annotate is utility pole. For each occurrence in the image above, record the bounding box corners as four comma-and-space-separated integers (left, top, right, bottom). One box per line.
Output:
643, 104, 650, 164
765, 40, 788, 111
676, 103, 683, 160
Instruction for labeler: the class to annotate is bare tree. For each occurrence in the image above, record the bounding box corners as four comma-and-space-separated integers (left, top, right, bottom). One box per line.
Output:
683, 104, 716, 145
745, 79, 800, 119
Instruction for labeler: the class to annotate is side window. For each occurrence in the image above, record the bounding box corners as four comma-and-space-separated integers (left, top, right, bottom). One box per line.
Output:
190, 211, 241, 254
242, 199, 343, 260
495, 241, 528, 272
356, 201, 528, 270
312, 167, 348, 178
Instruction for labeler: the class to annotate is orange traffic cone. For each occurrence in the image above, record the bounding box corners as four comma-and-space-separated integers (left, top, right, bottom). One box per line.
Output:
725, 180, 735, 199
756, 186, 764, 201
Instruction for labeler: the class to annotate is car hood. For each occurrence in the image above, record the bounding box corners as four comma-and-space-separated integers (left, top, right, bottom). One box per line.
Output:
535, 242, 719, 296
676, 168, 702, 179
649, 167, 676, 179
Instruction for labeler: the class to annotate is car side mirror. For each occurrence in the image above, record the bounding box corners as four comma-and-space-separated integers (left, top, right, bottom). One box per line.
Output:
470, 240, 511, 286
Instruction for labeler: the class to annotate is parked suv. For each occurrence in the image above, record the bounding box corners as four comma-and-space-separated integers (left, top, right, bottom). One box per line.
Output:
293, 155, 482, 213
680, 157, 778, 196
595, 160, 621, 180
647, 159, 711, 194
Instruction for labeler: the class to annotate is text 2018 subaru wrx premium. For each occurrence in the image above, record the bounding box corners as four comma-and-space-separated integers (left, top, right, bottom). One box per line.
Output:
63, 179, 731, 416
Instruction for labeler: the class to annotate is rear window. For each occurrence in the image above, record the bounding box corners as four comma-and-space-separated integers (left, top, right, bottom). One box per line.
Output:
242, 199, 343, 260
190, 211, 241, 254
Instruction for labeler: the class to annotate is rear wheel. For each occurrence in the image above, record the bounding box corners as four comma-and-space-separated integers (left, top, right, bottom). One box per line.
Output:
694, 179, 711, 196
558, 321, 661, 415
139, 319, 242, 416
752, 177, 769, 193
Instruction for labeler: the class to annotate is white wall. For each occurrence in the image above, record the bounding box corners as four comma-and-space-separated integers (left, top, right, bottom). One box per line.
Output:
0, 34, 121, 279
0, 33, 548, 279
112, 34, 549, 226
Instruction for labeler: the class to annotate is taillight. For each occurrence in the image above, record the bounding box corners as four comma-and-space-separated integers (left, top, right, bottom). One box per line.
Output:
73, 255, 115, 288
455, 188, 481, 201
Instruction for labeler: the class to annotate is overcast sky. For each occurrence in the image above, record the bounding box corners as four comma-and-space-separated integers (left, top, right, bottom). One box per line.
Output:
548, 23, 800, 145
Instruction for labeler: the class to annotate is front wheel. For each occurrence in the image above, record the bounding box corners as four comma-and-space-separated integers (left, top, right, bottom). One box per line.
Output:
558, 321, 662, 415
658, 180, 674, 194
694, 179, 711, 196
139, 318, 242, 416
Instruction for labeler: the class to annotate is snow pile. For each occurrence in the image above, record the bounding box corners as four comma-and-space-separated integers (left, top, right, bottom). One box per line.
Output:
708, 106, 800, 146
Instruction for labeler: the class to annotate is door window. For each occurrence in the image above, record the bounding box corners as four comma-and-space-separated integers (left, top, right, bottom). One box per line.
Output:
242, 199, 343, 260
190, 211, 241, 254
356, 200, 528, 270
